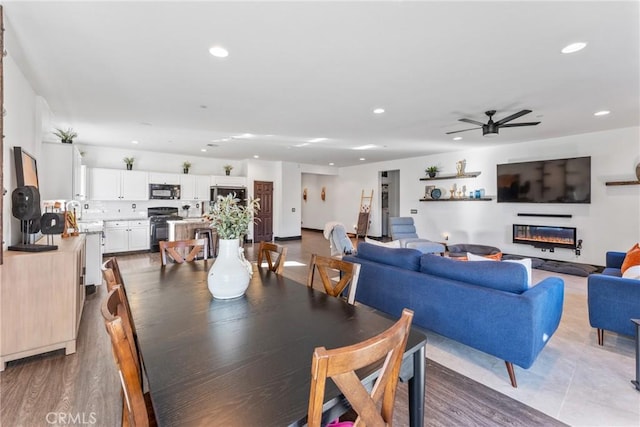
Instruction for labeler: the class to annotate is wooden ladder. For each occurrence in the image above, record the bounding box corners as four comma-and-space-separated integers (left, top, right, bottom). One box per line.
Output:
354, 190, 373, 243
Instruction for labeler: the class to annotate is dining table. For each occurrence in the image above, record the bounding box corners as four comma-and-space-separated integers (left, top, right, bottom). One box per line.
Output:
124, 260, 427, 426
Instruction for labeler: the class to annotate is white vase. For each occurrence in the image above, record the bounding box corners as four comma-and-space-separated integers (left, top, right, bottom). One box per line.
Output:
207, 238, 251, 299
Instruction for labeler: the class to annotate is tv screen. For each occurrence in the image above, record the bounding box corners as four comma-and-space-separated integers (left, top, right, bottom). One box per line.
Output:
497, 156, 591, 203
13, 146, 40, 189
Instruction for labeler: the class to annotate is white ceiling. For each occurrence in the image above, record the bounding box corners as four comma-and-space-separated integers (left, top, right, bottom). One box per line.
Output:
5, 1, 639, 167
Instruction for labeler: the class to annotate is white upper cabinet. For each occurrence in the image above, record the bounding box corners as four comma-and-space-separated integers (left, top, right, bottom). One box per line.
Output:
39, 142, 86, 201
89, 168, 148, 200
180, 174, 211, 200
149, 172, 180, 185
212, 176, 247, 187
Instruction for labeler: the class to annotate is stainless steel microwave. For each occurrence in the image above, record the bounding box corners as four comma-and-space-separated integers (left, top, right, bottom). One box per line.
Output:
149, 184, 180, 200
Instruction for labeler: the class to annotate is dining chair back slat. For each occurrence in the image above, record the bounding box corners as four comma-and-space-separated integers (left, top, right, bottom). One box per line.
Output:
159, 239, 208, 266
102, 287, 154, 426
257, 241, 288, 274
307, 254, 361, 304
307, 309, 414, 427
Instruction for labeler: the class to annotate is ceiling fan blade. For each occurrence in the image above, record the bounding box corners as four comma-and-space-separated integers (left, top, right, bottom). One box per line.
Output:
459, 118, 485, 126
494, 109, 532, 126
446, 127, 481, 135
500, 122, 541, 128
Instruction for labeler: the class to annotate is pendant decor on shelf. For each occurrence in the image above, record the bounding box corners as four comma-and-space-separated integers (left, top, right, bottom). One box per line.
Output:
207, 239, 251, 299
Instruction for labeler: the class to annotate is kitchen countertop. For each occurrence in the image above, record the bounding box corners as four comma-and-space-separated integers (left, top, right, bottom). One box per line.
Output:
166, 218, 210, 224
77, 220, 105, 234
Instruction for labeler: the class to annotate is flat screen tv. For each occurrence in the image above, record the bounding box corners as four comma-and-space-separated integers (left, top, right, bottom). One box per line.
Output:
13, 146, 40, 189
497, 156, 591, 203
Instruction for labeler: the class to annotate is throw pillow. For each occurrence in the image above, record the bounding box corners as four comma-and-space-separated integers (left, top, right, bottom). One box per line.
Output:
621, 243, 640, 274
504, 258, 533, 287
467, 252, 532, 287
464, 252, 503, 261
364, 237, 401, 248
622, 265, 640, 280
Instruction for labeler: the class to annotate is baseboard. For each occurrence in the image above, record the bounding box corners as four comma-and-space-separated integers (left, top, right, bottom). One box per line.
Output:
275, 235, 302, 241
301, 227, 323, 233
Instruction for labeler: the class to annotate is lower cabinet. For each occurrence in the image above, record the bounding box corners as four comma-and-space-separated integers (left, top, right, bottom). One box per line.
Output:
0, 235, 86, 370
104, 220, 150, 253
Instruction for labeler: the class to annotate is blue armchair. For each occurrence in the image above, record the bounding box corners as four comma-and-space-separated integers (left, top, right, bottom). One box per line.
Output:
388, 217, 445, 254
588, 251, 640, 345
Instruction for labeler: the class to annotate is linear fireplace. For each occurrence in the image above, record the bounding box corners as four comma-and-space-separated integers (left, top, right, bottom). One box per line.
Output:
513, 224, 577, 250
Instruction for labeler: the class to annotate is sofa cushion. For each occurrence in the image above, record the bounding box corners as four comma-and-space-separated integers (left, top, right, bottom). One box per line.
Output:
421, 254, 528, 293
364, 237, 401, 248
602, 267, 622, 277
355, 242, 422, 271
467, 252, 532, 287
621, 243, 640, 274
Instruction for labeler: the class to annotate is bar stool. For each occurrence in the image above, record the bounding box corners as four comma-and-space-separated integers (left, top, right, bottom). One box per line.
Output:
195, 228, 217, 258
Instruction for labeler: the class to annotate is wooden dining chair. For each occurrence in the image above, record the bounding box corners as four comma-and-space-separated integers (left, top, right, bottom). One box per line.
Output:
307, 254, 361, 305
102, 258, 124, 290
102, 286, 155, 427
307, 309, 414, 427
257, 241, 288, 274
159, 238, 208, 266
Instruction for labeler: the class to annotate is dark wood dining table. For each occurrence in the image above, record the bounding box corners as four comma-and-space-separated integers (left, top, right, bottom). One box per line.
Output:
124, 260, 427, 426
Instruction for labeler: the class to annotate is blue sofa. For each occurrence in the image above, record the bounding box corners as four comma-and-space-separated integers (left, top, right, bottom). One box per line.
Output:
344, 242, 565, 387
588, 251, 640, 345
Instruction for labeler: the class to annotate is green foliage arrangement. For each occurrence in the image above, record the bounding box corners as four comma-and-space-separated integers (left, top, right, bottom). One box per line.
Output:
123, 157, 135, 165
53, 127, 78, 143
204, 193, 260, 240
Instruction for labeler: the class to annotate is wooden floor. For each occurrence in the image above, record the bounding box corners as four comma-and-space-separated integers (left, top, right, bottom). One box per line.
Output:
0, 230, 564, 426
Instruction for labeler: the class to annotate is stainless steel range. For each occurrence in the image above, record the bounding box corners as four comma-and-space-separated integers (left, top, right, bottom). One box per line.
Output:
148, 207, 182, 252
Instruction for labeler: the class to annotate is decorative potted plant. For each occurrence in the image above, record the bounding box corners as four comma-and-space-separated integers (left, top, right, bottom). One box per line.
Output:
426, 166, 439, 178
182, 161, 192, 174
123, 157, 135, 170
53, 127, 78, 144
204, 193, 260, 299
223, 164, 233, 176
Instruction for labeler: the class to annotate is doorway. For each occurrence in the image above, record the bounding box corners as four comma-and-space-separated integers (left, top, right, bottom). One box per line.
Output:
253, 181, 273, 242
380, 170, 400, 237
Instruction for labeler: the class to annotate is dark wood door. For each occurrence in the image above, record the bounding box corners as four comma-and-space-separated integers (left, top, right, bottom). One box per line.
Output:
253, 181, 273, 242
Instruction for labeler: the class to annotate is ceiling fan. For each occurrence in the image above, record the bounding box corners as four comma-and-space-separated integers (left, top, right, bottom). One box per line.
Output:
447, 109, 541, 137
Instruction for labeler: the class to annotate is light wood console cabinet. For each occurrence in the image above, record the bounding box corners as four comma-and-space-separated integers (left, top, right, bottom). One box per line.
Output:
0, 235, 86, 371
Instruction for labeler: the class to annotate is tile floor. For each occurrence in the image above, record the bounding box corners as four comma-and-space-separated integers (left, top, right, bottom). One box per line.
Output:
425, 269, 640, 426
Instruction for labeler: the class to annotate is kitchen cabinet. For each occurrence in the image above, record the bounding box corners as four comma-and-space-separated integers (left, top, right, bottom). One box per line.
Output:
39, 142, 86, 201
181, 174, 211, 201
88, 168, 148, 200
1, 235, 86, 370
104, 220, 150, 253
212, 175, 247, 187
149, 172, 180, 185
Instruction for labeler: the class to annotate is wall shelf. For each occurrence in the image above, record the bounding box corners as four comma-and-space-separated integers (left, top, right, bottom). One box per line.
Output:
419, 171, 481, 181
605, 180, 640, 186
419, 197, 493, 202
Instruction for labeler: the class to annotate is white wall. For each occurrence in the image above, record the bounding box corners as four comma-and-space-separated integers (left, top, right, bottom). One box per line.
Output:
279, 162, 302, 238
301, 173, 340, 230
2, 47, 41, 248
329, 127, 640, 266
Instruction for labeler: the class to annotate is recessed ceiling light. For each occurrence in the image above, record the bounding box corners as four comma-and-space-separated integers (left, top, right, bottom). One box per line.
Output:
359, 158, 366, 161
201, 148, 207, 152
561, 42, 587, 54
453, 137, 463, 141
353, 144, 376, 150
308, 137, 328, 143
131, 140, 139, 144
209, 46, 229, 58
373, 108, 385, 114
253, 155, 259, 159
233, 133, 254, 139
594, 110, 610, 116
329, 162, 335, 166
